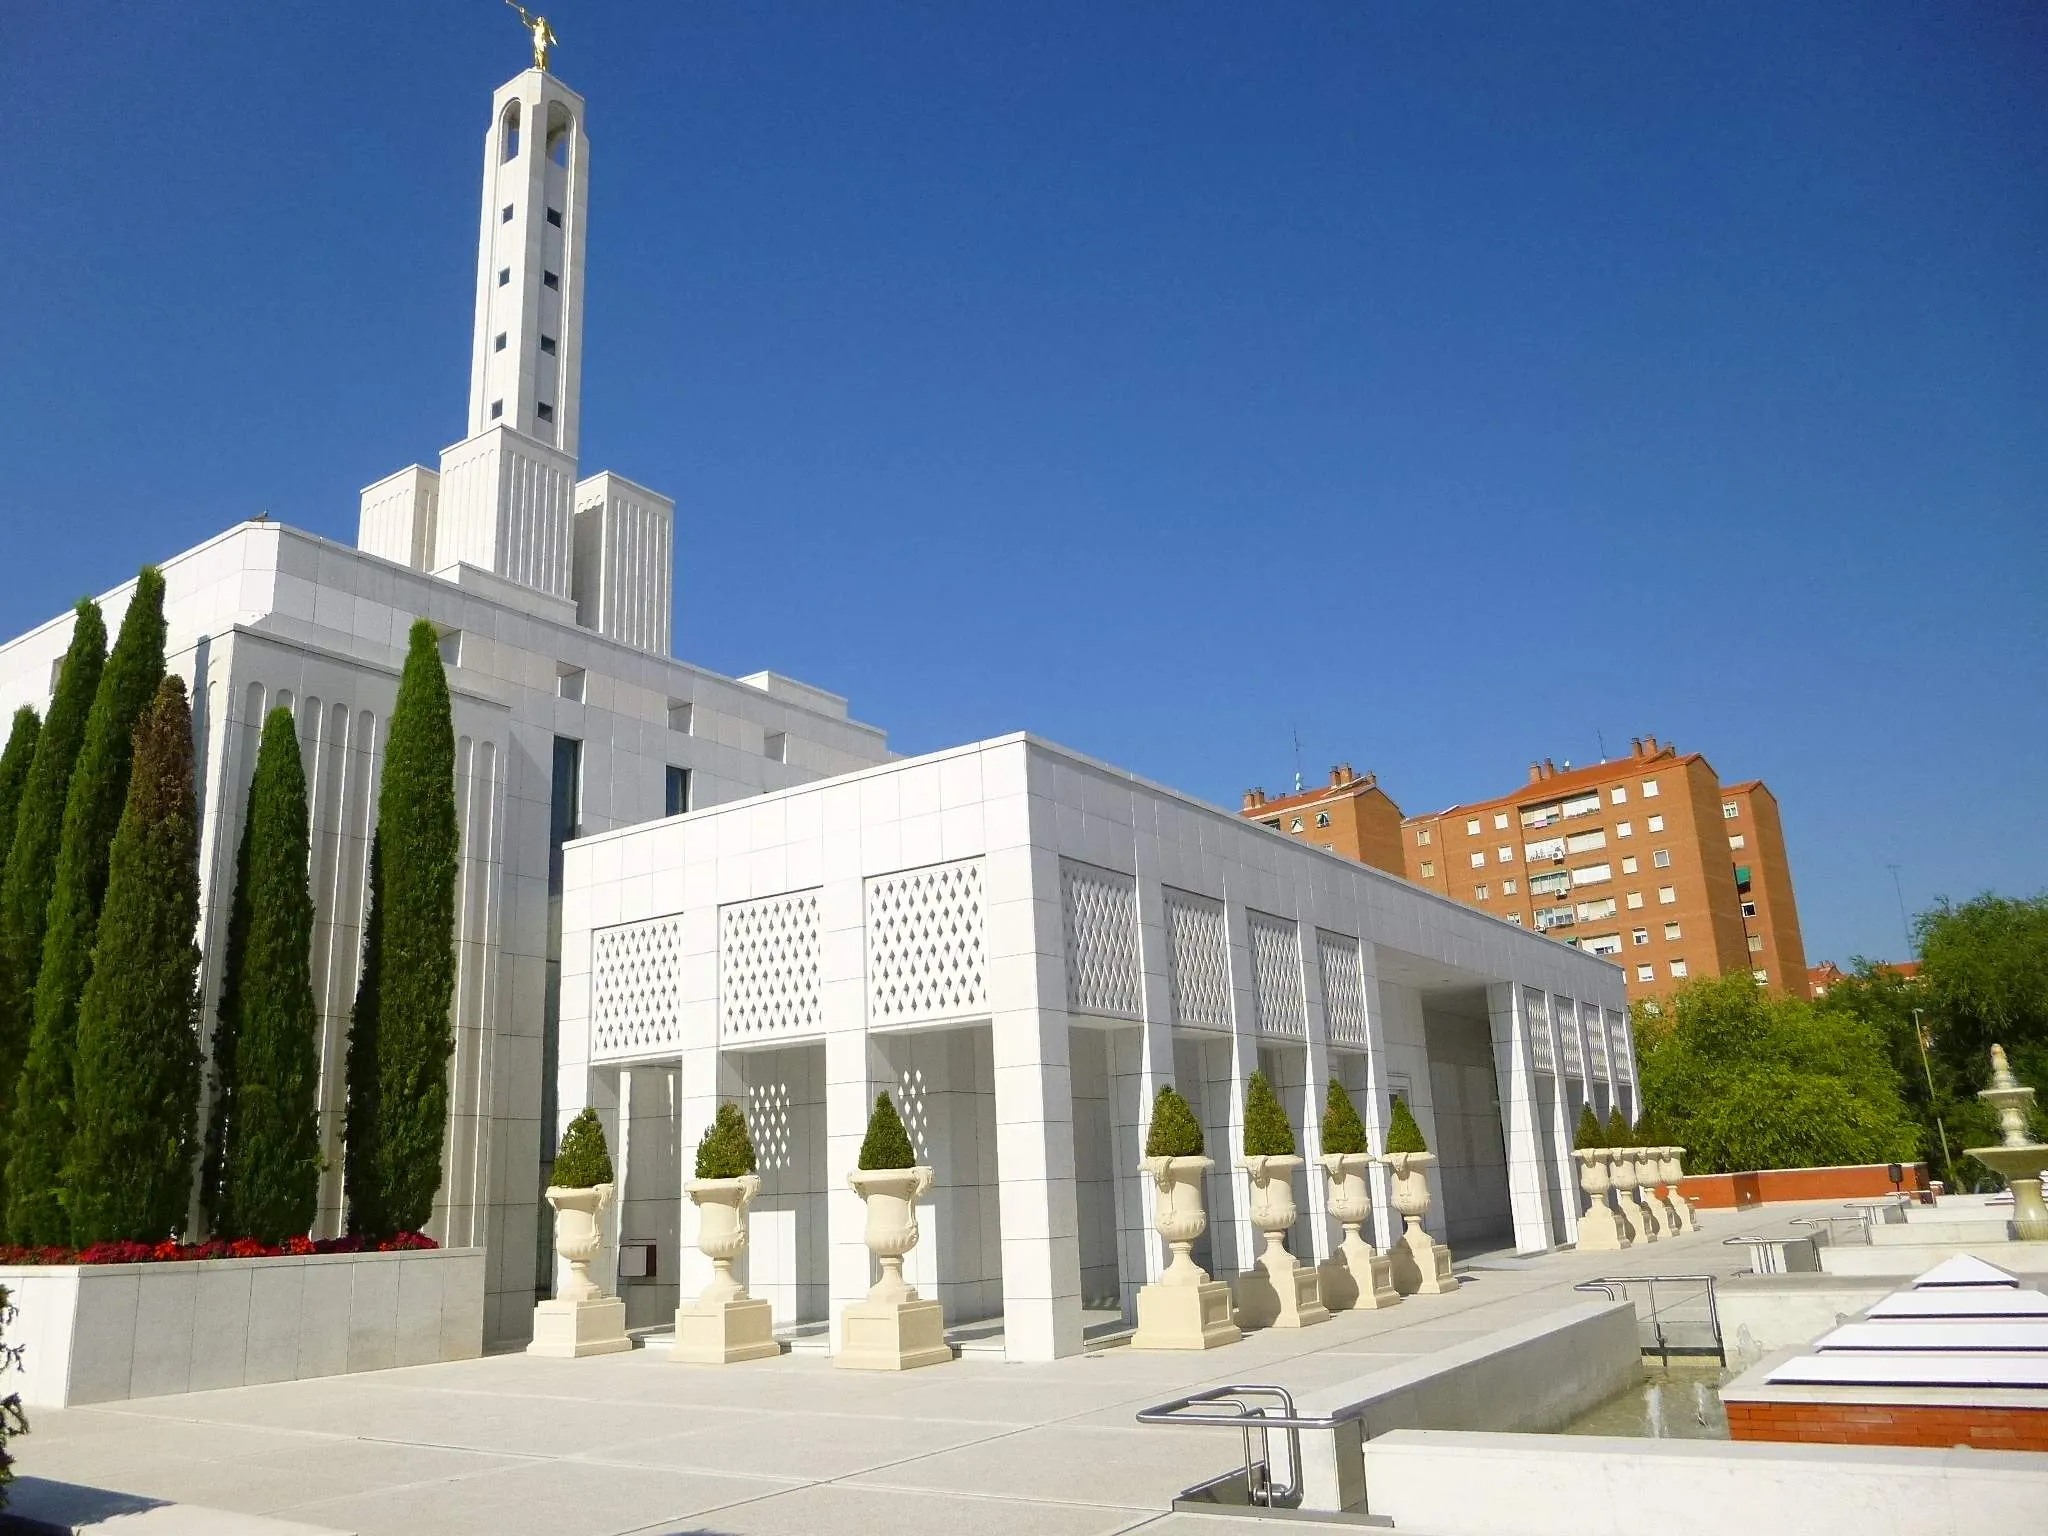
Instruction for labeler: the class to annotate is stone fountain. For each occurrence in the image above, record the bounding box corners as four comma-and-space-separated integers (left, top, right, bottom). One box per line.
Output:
1965, 1044, 2048, 1242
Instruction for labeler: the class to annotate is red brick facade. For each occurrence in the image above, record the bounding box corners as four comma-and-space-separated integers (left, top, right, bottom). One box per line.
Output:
1727, 1399, 2048, 1451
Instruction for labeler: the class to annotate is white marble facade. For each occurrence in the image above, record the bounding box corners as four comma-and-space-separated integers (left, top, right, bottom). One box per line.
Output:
559, 735, 1636, 1362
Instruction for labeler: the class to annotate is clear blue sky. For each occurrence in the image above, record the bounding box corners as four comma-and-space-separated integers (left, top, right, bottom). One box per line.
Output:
5, 2, 2043, 967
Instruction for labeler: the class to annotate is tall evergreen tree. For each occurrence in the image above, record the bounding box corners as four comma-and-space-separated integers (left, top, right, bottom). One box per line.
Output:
0, 708, 41, 879
344, 621, 458, 1236
0, 602, 105, 1212
65, 677, 203, 1244
205, 709, 320, 1242
7, 571, 167, 1244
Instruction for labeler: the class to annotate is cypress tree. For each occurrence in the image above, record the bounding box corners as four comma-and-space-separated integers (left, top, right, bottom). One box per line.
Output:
1242, 1070, 1297, 1157
8, 571, 166, 1244
1384, 1097, 1429, 1155
1145, 1085, 1205, 1158
857, 1092, 916, 1171
0, 708, 41, 879
1321, 1079, 1368, 1157
1575, 1102, 1605, 1150
0, 602, 105, 1211
65, 677, 203, 1244
343, 621, 458, 1237
207, 708, 320, 1243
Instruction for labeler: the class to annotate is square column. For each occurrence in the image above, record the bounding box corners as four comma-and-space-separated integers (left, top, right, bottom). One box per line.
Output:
1486, 982, 1555, 1253
1111, 872, 1182, 1318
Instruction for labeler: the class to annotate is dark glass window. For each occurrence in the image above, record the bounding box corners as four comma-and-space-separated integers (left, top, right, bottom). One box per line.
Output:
543, 270, 560, 290
547, 206, 563, 228
666, 765, 690, 817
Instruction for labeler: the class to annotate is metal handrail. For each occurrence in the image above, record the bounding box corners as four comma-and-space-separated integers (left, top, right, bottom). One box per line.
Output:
1575, 1273, 1723, 1364
1135, 1384, 1366, 1510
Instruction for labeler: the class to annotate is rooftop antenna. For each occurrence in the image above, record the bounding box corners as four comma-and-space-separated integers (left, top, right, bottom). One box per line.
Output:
1292, 725, 1303, 794
1596, 728, 1606, 762
1887, 863, 1914, 956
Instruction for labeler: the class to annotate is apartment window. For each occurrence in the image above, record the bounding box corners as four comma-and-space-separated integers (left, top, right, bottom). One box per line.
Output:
1615, 821, 1633, 838
1466, 818, 1481, 836
1530, 870, 1571, 897
1562, 793, 1601, 819
1578, 897, 1618, 921
1741, 900, 1757, 919
1474, 884, 1490, 901
1582, 934, 1623, 957
1753, 969, 1769, 984
537, 401, 555, 422
1611, 787, 1628, 805
543, 270, 560, 290
1572, 862, 1612, 885
1507, 913, 1523, 926
1636, 964, 1655, 983
547, 206, 563, 228
1262, 818, 1281, 831
665, 765, 690, 817
1626, 891, 1645, 909
1621, 856, 1639, 875
1658, 886, 1677, 905
1315, 811, 1330, 828
1535, 904, 1576, 932
1735, 864, 1753, 893
1415, 828, 1432, 847
493, 332, 507, 352
1290, 817, 1305, 833
763, 730, 788, 764
540, 334, 558, 355
667, 700, 694, 734
1502, 879, 1518, 895
1669, 959, 1688, 979
489, 399, 503, 419
1641, 779, 1660, 797
1653, 848, 1672, 868
1748, 933, 1765, 953
1663, 921, 1682, 941
1494, 812, 1510, 830
1646, 814, 1665, 833
1723, 801, 1740, 820
1631, 928, 1649, 947
1470, 851, 1487, 869
502, 204, 514, 222
556, 664, 585, 702
1497, 846, 1514, 863
498, 267, 511, 286
1729, 834, 1746, 850
1420, 860, 1436, 878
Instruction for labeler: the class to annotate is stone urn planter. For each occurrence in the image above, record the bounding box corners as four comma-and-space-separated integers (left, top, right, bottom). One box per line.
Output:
1383, 1151, 1458, 1295
529, 1182, 631, 1357
673, 1173, 779, 1364
1132, 1155, 1241, 1349
1572, 1149, 1628, 1251
1608, 1148, 1652, 1244
1318, 1152, 1399, 1310
837, 1162, 952, 1370
1232, 1155, 1330, 1329
1652, 1147, 1697, 1235
1627, 1151, 1664, 1241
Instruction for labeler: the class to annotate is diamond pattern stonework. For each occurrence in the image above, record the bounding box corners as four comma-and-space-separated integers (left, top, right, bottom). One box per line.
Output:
1248, 911, 1306, 1038
1585, 1000, 1611, 1078
1061, 860, 1140, 1019
1557, 995, 1586, 1080
1525, 985, 1555, 1076
592, 915, 683, 1059
720, 889, 822, 1042
1318, 931, 1368, 1048
1164, 889, 1232, 1032
867, 859, 987, 1023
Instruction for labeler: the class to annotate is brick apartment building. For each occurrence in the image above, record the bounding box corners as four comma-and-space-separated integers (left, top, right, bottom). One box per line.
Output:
1242, 740, 1809, 1002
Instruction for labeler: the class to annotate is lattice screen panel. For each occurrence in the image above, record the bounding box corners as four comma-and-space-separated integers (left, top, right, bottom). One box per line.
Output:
1556, 994, 1586, 1080
1584, 1000, 1611, 1079
1524, 985, 1555, 1076
1164, 889, 1232, 1031
866, 859, 987, 1024
1248, 912, 1306, 1038
719, 889, 822, 1043
1061, 860, 1140, 1019
1607, 1009, 1633, 1082
591, 915, 683, 1059
1318, 932, 1368, 1048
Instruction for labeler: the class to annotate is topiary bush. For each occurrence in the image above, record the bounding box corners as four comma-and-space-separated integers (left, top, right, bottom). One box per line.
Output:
1242, 1070, 1296, 1158
1575, 1102, 1605, 1150
1321, 1079, 1368, 1156
1384, 1097, 1428, 1155
1606, 1106, 1633, 1148
551, 1107, 613, 1188
695, 1102, 758, 1180
858, 1092, 916, 1170
1145, 1085, 1204, 1158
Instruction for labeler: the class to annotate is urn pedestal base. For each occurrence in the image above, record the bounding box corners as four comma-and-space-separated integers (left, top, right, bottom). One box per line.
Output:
1620, 1193, 1659, 1242
835, 1297, 952, 1371
1660, 1193, 1697, 1236
527, 1296, 631, 1358
1388, 1221, 1459, 1296
1131, 1279, 1240, 1350
1233, 1254, 1331, 1330
1576, 1201, 1629, 1252
671, 1297, 779, 1364
1318, 1239, 1400, 1311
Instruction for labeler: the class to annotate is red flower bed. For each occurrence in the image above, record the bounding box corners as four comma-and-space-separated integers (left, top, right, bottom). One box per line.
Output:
0, 1232, 437, 1266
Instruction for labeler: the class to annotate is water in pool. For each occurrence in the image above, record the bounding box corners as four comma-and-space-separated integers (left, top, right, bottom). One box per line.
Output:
1562, 1357, 1733, 1440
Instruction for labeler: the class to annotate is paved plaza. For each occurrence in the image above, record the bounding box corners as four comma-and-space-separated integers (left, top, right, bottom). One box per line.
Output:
7, 1204, 1830, 1536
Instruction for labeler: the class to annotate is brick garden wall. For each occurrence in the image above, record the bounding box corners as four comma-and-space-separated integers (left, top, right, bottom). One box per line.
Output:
1680, 1162, 1930, 1209
1727, 1399, 2048, 1451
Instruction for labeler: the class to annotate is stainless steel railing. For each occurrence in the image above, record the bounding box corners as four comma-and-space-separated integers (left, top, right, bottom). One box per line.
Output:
1134, 1383, 1367, 1512
1575, 1274, 1724, 1364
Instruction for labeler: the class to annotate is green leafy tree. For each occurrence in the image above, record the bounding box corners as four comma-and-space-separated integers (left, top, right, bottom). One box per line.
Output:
0, 603, 105, 1202
1637, 972, 1919, 1176
694, 1102, 758, 1180
206, 709, 321, 1242
344, 621, 459, 1237
857, 1092, 916, 1170
1321, 1079, 1368, 1156
550, 1107, 612, 1188
1242, 1070, 1296, 1157
8, 572, 166, 1244
64, 677, 203, 1244
1145, 1085, 1204, 1158
1574, 1102, 1604, 1149
0, 709, 41, 879
1384, 1097, 1428, 1155
1919, 895, 2048, 1097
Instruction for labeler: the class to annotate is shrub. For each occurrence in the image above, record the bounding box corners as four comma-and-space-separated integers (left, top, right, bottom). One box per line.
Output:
1606, 1106, 1633, 1148
1384, 1098, 1428, 1155
1242, 1070, 1296, 1158
0, 709, 41, 880
857, 1092, 916, 1170
62, 677, 203, 1245
551, 1107, 612, 1188
1321, 1079, 1368, 1156
1145, 1085, 1204, 1158
1575, 1103, 1604, 1150
8, 571, 166, 1245
344, 621, 459, 1237
695, 1102, 757, 1180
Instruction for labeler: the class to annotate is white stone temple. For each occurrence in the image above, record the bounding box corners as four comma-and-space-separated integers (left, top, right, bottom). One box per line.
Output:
0, 54, 1636, 1353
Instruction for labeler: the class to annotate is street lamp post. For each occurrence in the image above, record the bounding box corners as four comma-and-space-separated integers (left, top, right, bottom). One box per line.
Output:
1913, 1007, 1954, 1191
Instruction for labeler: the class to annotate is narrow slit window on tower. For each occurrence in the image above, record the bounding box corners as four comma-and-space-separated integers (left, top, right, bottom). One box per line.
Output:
498, 268, 511, 287
536, 401, 555, 423
493, 333, 507, 352
543, 271, 560, 290
501, 101, 521, 161
546, 102, 573, 166
546, 207, 562, 228
540, 335, 557, 355
501, 204, 514, 223
490, 400, 503, 419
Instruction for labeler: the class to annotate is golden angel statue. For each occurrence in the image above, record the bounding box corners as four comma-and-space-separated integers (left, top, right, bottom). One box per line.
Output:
506, 1, 559, 71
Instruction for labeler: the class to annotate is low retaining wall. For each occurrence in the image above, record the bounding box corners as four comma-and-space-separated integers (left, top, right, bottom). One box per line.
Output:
1819, 1243, 2048, 1279
0, 1246, 485, 1407
1718, 1274, 1896, 1368
1681, 1162, 1929, 1210
1359, 1430, 2048, 1536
